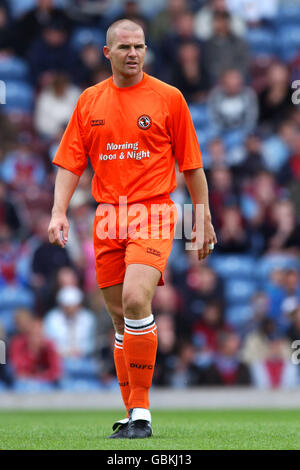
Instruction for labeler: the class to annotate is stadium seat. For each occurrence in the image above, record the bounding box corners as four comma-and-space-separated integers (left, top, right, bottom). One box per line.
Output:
195, 127, 216, 151
225, 279, 257, 305
189, 103, 208, 128
0, 284, 34, 334
59, 378, 106, 392
277, 26, 300, 62
225, 304, 254, 329
70, 27, 105, 51
13, 379, 56, 393
10, 0, 65, 17
275, 4, 300, 27
9, 0, 36, 18
63, 357, 100, 380
3, 81, 34, 114
245, 28, 276, 59
0, 56, 29, 82
223, 129, 246, 149
256, 255, 300, 282
209, 255, 256, 279
0, 285, 34, 312
261, 135, 290, 173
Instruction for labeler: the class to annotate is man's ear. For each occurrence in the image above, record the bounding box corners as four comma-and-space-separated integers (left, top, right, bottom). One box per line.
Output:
103, 45, 110, 59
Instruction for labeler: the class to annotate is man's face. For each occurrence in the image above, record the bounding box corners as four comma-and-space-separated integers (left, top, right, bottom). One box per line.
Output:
104, 28, 146, 79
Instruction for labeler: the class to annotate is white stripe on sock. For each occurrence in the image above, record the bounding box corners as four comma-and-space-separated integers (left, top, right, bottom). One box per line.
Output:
115, 333, 124, 341
124, 314, 154, 329
125, 326, 157, 336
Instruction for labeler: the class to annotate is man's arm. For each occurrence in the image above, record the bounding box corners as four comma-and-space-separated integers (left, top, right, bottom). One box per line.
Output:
183, 167, 217, 260
48, 167, 80, 248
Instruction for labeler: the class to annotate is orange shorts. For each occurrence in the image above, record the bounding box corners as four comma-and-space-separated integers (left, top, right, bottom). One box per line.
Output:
93, 194, 177, 288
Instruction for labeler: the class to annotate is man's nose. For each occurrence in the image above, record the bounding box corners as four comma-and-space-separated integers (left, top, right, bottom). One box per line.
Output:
128, 46, 137, 56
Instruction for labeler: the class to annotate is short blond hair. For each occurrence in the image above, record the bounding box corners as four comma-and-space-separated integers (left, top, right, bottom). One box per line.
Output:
106, 19, 145, 47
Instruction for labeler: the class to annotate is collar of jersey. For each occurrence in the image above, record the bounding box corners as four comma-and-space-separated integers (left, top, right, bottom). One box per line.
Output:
109, 72, 148, 91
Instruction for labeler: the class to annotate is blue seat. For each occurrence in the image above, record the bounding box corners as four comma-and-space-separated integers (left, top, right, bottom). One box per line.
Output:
226, 304, 254, 329
60, 378, 104, 392
256, 255, 300, 281
195, 127, 216, 150
223, 128, 246, 149
277, 26, 300, 62
275, 5, 300, 27
245, 28, 276, 59
3, 81, 34, 113
209, 255, 256, 280
63, 357, 100, 380
0, 285, 34, 311
0, 56, 29, 82
225, 279, 257, 305
71, 27, 105, 51
189, 103, 208, 128
10, 0, 64, 17
9, 0, 36, 18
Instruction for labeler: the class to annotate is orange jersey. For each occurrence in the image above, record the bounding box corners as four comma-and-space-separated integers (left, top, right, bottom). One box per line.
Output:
52, 73, 203, 204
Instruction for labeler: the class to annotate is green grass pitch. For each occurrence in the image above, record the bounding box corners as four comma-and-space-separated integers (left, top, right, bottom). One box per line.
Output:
0, 409, 299, 450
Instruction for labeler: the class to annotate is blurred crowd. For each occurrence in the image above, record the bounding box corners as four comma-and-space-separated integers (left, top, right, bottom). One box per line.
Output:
0, 0, 300, 392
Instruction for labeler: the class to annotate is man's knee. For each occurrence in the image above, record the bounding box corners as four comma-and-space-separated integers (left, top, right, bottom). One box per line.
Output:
122, 288, 150, 317
105, 303, 124, 333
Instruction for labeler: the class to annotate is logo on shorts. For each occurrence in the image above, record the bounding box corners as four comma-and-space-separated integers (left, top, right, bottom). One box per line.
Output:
91, 119, 105, 126
147, 247, 161, 257
137, 115, 152, 130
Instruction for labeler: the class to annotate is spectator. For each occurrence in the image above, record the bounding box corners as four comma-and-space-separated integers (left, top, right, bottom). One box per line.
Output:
226, 0, 279, 23
31, 213, 72, 314
0, 112, 16, 161
170, 39, 209, 102
205, 331, 251, 385
44, 286, 97, 358
153, 313, 177, 385
192, 301, 230, 354
216, 205, 251, 253
159, 10, 201, 77
251, 337, 297, 388
27, 19, 73, 85
184, 264, 224, 327
258, 63, 295, 132
194, 0, 246, 40
242, 317, 280, 364
10, 316, 61, 390
207, 69, 258, 135
287, 304, 300, 343
0, 132, 46, 191
235, 132, 265, 180
34, 73, 81, 139
150, 0, 188, 42
0, 322, 13, 389
16, 0, 71, 57
0, 5, 15, 52
209, 166, 239, 228
72, 43, 104, 88
169, 342, 204, 387
0, 179, 21, 236
203, 11, 249, 85
268, 200, 300, 254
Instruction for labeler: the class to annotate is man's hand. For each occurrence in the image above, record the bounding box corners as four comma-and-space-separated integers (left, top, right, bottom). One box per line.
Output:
48, 212, 69, 248
191, 216, 217, 261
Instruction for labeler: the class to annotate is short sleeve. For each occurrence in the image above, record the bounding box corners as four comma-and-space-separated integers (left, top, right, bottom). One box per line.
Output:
170, 90, 203, 172
52, 95, 88, 176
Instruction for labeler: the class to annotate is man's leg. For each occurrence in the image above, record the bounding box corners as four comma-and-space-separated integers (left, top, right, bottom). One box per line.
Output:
101, 283, 131, 419
122, 263, 161, 438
